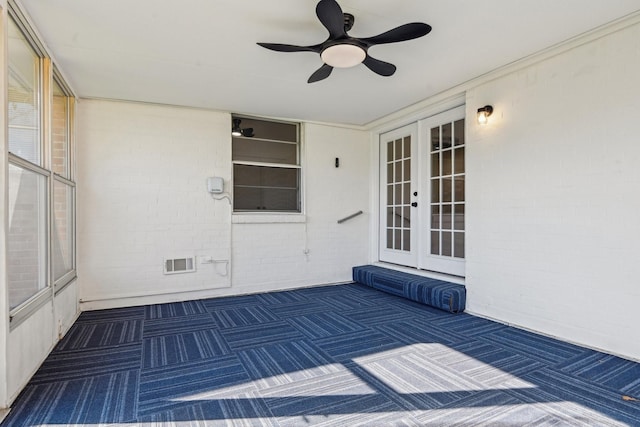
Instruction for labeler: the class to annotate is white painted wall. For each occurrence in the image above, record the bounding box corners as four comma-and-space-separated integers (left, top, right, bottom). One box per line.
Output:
7, 302, 54, 401
465, 21, 640, 360
77, 101, 370, 310
5, 281, 78, 404
231, 123, 370, 293
77, 101, 233, 309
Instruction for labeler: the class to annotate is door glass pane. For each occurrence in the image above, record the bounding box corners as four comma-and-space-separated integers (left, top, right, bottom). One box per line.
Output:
442, 204, 452, 229
403, 230, 411, 251
403, 159, 411, 181
454, 119, 465, 146
394, 183, 402, 205
454, 232, 465, 258
442, 232, 452, 256
387, 141, 393, 161
431, 152, 439, 177
442, 150, 452, 176
394, 207, 402, 227
443, 177, 452, 203
8, 18, 41, 165
431, 205, 440, 229
8, 164, 47, 310
430, 231, 439, 255
442, 123, 452, 149
454, 147, 465, 174
403, 207, 411, 226
454, 204, 465, 230
454, 176, 465, 202
394, 139, 402, 160
430, 127, 439, 151
403, 183, 410, 205
431, 179, 440, 203
403, 137, 411, 159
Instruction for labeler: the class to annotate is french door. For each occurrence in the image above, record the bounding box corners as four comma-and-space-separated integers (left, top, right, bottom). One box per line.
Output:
379, 106, 466, 276
379, 124, 418, 266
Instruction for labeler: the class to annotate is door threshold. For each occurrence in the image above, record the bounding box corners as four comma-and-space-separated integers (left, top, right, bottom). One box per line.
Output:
372, 262, 466, 285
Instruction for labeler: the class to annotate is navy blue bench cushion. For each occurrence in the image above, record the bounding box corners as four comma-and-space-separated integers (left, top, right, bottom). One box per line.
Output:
352, 265, 466, 313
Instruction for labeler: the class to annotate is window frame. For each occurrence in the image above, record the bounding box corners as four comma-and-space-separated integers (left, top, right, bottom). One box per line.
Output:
6, 3, 77, 328
51, 69, 76, 293
7, 154, 51, 326
231, 115, 303, 214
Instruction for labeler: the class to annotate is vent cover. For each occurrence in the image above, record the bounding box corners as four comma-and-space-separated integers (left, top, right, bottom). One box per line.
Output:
164, 257, 196, 275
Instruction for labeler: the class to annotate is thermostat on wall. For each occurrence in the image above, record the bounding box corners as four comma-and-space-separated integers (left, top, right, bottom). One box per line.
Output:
207, 177, 224, 194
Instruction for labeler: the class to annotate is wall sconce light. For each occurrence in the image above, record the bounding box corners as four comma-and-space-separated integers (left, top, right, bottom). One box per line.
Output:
477, 105, 493, 125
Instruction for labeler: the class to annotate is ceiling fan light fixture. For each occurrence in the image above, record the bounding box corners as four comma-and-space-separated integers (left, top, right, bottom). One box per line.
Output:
231, 118, 243, 137
321, 44, 366, 68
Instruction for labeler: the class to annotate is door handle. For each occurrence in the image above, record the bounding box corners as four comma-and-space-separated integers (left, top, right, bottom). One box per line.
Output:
411, 202, 418, 207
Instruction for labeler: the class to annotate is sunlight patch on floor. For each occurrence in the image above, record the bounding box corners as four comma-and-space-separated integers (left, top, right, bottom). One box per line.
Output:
354, 343, 537, 393
171, 363, 377, 402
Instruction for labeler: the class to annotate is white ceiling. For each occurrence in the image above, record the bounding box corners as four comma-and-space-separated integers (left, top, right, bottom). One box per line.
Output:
20, 0, 640, 126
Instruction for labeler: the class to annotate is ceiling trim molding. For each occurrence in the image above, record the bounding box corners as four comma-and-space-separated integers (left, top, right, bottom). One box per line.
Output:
365, 8, 640, 133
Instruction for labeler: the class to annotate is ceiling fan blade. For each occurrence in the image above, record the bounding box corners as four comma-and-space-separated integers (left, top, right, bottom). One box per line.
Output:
257, 42, 321, 53
308, 64, 334, 83
363, 55, 396, 76
316, 0, 347, 39
361, 23, 432, 46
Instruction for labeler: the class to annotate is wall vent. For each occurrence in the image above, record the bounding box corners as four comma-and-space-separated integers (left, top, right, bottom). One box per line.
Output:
163, 257, 196, 275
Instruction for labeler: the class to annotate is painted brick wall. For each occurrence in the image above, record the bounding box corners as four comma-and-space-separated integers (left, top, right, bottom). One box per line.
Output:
77, 101, 233, 305
231, 123, 370, 291
465, 22, 640, 360
77, 101, 370, 309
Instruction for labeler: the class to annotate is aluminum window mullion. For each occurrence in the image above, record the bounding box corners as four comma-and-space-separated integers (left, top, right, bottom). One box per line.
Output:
53, 173, 75, 187
232, 160, 301, 169
9, 152, 50, 176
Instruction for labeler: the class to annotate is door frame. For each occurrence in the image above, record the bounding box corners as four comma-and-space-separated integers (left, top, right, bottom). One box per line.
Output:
376, 105, 466, 276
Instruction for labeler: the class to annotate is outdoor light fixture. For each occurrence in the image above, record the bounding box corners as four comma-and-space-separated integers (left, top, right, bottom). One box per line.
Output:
477, 105, 493, 125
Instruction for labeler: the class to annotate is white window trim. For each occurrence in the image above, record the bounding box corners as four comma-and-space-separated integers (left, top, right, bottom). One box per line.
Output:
231, 116, 304, 214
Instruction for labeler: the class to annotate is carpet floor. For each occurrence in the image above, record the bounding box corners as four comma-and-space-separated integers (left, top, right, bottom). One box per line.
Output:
3, 283, 640, 426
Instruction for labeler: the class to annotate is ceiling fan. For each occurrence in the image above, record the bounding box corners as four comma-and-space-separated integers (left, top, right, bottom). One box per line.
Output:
257, 0, 432, 83
231, 118, 254, 137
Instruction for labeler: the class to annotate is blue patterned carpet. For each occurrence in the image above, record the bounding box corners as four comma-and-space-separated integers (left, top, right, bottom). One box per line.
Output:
3, 283, 640, 426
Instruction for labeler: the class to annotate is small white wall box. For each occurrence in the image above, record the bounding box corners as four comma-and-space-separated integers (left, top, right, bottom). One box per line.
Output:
207, 177, 224, 194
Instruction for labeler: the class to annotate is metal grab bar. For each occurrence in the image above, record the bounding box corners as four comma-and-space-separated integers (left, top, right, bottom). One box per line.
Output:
337, 210, 363, 224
